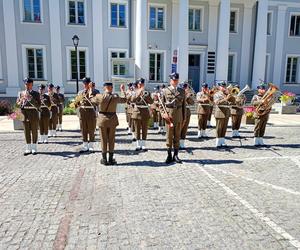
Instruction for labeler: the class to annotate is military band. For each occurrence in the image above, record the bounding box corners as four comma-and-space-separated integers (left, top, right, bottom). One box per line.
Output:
16, 74, 281, 165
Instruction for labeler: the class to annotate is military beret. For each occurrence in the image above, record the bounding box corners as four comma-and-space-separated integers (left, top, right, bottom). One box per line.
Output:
48, 83, 54, 88
82, 77, 91, 84
161, 84, 166, 89
55, 85, 61, 90
169, 72, 179, 80
137, 78, 145, 84
257, 84, 266, 90
182, 83, 188, 89
202, 83, 208, 88
39, 84, 46, 89
217, 81, 227, 87
127, 82, 133, 87
23, 78, 33, 84
103, 82, 113, 87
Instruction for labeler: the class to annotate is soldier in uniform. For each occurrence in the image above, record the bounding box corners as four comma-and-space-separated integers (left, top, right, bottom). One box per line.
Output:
131, 78, 153, 151
125, 83, 132, 134
207, 85, 214, 128
231, 84, 246, 138
47, 83, 60, 137
214, 82, 235, 148
56, 86, 65, 132
74, 77, 98, 152
39, 84, 51, 144
91, 82, 127, 165
151, 85, 160, 129
157, 84, 166, 134
251, 84, 270, 146
126, 83, 136, 141
196, 83, 211, 138
90, 82, 100, 94
159, 73, 186, 164
16, 78, 41, 155
180, 83, 195, 149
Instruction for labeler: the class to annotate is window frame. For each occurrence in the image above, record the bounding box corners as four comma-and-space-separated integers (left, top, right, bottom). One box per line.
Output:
20, 0, 43, 24
66, 46, 89, 82
229, 8, 239, 34
22, 44, 47, 81
148, 3, 167, 32
0, 49, 3, 80
148, 50, 166, 82
108, 0, 128, 29
188, 6, 204, 32
227, 52, 237, 83
267, 11, 273, 36
65, 0, 87, 27
288, 12, 300, 38
284, 54, 300, 84
108, 48, 129, 77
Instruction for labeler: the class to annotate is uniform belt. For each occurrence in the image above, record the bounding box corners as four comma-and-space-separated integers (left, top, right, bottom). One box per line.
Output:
186, 105, 194, 108
99, 112, 116, 115
23, 106, 37, 110
80, 106, 94, 109
41, 106, 48, 108
51, 104, 57, 107
136, 105, 148, 108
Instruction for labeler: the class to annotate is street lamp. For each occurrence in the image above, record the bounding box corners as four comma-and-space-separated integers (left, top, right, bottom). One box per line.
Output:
72, 35, 80, 93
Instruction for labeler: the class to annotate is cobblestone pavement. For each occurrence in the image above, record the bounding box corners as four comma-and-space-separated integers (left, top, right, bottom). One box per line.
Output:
0, 121, 300, 249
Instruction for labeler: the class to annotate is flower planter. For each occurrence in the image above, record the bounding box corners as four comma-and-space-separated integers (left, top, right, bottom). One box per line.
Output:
13, 119, 24, 130
242, 115, 255, 125
281, 100, 292, 106
278, 105, 297, 114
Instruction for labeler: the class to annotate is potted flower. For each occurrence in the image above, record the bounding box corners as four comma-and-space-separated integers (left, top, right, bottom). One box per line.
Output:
7, 108, 24, 130
279, 91, 295, 106
243, 106, 255, 125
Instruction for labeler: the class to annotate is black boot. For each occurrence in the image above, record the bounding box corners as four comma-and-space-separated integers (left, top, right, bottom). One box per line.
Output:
100, 153, 108, 165
109, 153, 117, 165
165, 149, 173, 164
173, 149, 182, 164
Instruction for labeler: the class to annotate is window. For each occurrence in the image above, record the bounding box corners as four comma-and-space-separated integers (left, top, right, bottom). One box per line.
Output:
265, 54, 270, 83
229, 10, 238, 33
23, 0, 41, 22
68, 0, 85, 25
110, 3, 126, 28
227, 54, 235, 82
26, 48, 44, 79
289, 15, 300, 36
285, 57, 298, 83
189, 8, 202, 31
267, 12, 272, 35
149, 6, 165, 30
111, 51, 127, 76
149, 53, 163, 81
70, 49, 86, 80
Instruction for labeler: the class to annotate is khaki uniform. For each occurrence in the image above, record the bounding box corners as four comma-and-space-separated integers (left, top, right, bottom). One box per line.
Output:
197, 91, 212, 130
126, 90, 135, 133
151, 93, 159, 124
91, 92, 127, 153
160, 86, 186, 149
131, 90, 153, 140
75, 90, 97, 142
57, 93, 65, 126
39, 93, 51, 135
48, 93, 60, 131
231, 94, 245, 131
251, 94, 270, 137
181, 92, 195, 140
214, 91, 233, 138
18, 90, 41, 144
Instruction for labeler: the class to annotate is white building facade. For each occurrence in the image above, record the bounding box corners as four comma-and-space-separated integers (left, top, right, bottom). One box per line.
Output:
0, 0, 300, 96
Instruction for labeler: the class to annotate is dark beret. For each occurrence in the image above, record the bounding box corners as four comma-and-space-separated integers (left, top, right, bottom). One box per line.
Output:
39, 84, 46, 89
169, 73, 179, 80
137, 78, 145, 84
23, 78, 33, 84
82, 77, 91, 84
48, 83, 54, 88
202, 83, 208, 88
103, 82, 113, 87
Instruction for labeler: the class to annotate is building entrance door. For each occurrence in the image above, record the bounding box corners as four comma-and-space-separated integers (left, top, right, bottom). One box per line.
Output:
188, 54, 201, 92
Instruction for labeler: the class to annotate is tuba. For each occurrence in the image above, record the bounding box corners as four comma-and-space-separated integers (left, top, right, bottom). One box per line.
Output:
256, 83, 278, 116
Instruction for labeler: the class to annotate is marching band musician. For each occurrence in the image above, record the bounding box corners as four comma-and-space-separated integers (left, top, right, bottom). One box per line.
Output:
196, 83, 212, 138
39, 84, 51, 144
151, 85, 160, 130
251, 84, 270, 146
131, 78, 154, 151
125, 83, 135, 138
231, 84, 246, 138
157, 84, 166, 134
56, 86, 65, 132
91, 82, 128, 165
47, 83, 60, 137
180, 82, 195, 149
159, 73, 186, 164
74, 77, 98, 153
214, 82, 235, 148
16, 78, 41, 155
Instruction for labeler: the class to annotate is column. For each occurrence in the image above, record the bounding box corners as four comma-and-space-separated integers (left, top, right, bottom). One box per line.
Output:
177, 0, 189, 82
49, 0, 63, 87
92, 0, 104, 86
273, 5, 287, 85
171, 0, 179, 68
240, 0, 255, 87
207, 0, 219, 84
3, 0, 20, 96
215, 0, 231, 82
135, 0, 148, 79
252, 0, 268, 88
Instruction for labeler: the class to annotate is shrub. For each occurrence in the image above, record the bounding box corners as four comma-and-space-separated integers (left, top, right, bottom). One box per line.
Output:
0, 100, 12, 115
63, 107, 77, 115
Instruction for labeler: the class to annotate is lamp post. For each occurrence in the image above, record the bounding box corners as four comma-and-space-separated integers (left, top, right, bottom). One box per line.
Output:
72, 35, 80, 93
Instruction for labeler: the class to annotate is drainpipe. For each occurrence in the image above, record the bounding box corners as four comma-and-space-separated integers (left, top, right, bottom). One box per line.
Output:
250, 1, 258, 87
